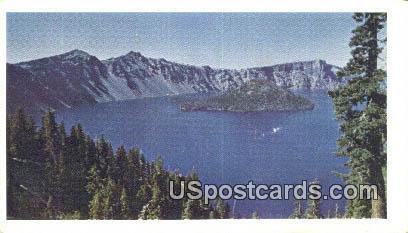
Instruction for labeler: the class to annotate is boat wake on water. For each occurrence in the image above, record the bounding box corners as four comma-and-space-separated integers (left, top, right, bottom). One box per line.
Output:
252, 127, 282, 139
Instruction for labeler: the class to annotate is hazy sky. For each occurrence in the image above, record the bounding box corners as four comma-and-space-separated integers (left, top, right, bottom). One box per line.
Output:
7, 13, 355, 68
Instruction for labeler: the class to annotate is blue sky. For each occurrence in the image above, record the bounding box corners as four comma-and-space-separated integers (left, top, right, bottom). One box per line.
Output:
7, 13, 355, 68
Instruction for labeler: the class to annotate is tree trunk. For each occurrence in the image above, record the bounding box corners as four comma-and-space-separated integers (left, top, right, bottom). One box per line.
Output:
371, 164, 386, 218
367, 14, 379, 77
371, 191, 386, 218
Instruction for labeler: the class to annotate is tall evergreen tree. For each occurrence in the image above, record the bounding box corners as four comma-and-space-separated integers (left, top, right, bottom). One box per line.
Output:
142, 157, 170, 219
96, 136, 115, 180
64, 124, 89, 216
333, 203, 341, 218
167, 170, 184, 219
126, 148, 142, 218
39, 110, 60, 165
182, 199, 197, 219
114, 146, 128, 185
136, 183, 152, 218
181, 170, 211, 219
214, 197, 229, 219
102, 177, 117, 219
304, 198, 322, 219
87, 165, 104, 219
89, 190, 104, 219
329, 13, 387, 218
303, 180, 323, 219
43, 196, 55, 219
120, 187, 130, 219
289, 200, 304, 219
8, 109, 37, 161
252, 212, 260, 219
84, 135, 97, 173
39, 110, 63, 216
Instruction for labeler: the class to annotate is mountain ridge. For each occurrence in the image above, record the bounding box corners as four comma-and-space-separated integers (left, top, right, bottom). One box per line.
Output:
12, 50, 339, 70
7, 49, 343, 113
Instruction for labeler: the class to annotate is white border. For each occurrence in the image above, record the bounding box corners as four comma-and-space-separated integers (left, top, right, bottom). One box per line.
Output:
1, 0, 408, 233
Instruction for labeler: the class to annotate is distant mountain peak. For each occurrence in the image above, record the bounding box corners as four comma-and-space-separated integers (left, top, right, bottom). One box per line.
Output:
125, 51, 143, 58
60, 49, 91, 59
14, 49, 92, 66
279, 59, 327, 66
312, 59, 329, 66
313, 59, 325, 63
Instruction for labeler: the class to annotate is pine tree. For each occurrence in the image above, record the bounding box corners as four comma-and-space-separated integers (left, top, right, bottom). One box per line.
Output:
143, 157, 170, 219
252, 212, 260, 219
114, 146, 128, 185
181, 170, 210, 219
182, 199, 195, 219
327, 209, 332, 219
40, 109, 60, 165
167, 171, 184, 219
304, 198, 322, 219
84, 135, 97, 173
96, 136, 115, 180
209, 210, 215, 219
87, 165, 105, 219
138, 202, 150, 220
8, 109, 37, 161
89, 190, 104, 219
53, 152, 66, 215
214, 197, 229, 219
135, 183, 152, 218
126, 148, 142, 218
334, 203, 341, 218
57, 122, 66, 147
303, 180, 323, 219
289, 200, 304, 219
44, 196, 55, 219
39, 109, 63, 216
329, 13, 387, 218
102, 177, 116, 219
120, 187, 130, 219
64, 124, 89, 216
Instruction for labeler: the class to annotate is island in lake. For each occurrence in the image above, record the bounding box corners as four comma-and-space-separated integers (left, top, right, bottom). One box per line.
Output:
181, 79, 315, 112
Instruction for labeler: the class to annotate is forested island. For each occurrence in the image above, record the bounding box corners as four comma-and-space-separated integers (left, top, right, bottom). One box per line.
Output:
181, 79, 314, 112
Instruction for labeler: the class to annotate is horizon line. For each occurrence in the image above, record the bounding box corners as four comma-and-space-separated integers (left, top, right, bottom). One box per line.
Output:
8, 49, 341, 70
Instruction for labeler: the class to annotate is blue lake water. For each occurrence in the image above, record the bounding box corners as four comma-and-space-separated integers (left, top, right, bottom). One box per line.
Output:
57, 91, 347, 218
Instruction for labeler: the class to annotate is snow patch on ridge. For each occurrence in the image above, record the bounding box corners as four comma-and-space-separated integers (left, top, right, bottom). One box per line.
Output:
101, 70, 140, 101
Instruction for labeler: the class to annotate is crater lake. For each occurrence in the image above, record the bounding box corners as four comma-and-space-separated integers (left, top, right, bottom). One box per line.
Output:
56, 91, 347, 218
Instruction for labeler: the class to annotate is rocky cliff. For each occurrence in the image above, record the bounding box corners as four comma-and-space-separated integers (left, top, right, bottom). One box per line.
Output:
7, 49, 342, 113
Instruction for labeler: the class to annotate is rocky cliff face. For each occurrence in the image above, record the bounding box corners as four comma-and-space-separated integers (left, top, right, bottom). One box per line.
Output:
7, 50, 342, 113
